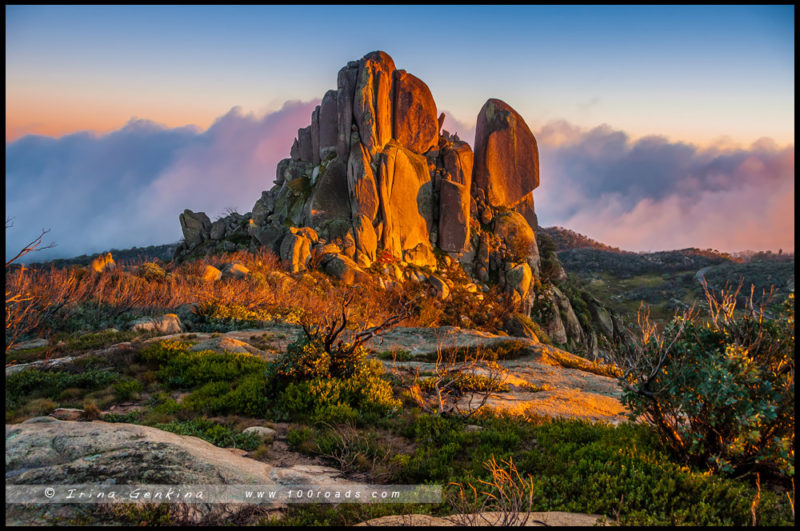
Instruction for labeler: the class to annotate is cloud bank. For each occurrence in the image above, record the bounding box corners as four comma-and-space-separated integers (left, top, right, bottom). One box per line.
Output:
6, 100, 318, 261
5, 105, 793, 262
534, 121, 794, 252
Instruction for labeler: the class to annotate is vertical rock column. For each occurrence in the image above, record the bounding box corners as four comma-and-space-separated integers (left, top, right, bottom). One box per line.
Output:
353, 51, 396, 159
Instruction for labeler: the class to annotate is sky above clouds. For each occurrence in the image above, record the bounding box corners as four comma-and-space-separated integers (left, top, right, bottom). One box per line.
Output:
5, 5, 795, 260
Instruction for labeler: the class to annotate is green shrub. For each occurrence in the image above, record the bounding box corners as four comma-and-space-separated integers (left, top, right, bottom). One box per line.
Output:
195, 300, 304, 331
287, 426, 316, 454
419, 373, 509, 393
614, 290, 794, 478
512, 419, 792, 525
278, 359, 400, 423
6, 368, 118, 409
140, 340, 271, 417
113, 378, 144, 401
153, 418, 260, 450
141, 341, 268, 388
57, 329, 142, 352
101, 411, 142, 423
265, 303, 403, 423
182, 374, 271, 417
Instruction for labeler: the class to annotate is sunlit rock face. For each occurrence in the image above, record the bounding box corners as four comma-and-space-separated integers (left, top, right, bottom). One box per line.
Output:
472, 98, 540, 209
176, 50, 545, 287
170, 49, 627, 358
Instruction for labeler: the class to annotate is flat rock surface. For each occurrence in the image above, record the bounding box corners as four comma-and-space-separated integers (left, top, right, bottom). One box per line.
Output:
6, 325, 626, 423
5, 419, 347, 486
357, 511, 608, 526
5, 419, 358, 526
363, 326, 529, 356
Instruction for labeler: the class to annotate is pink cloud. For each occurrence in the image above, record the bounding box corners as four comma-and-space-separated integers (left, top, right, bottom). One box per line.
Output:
535, 123, 794, 253
5, 104, 794, 262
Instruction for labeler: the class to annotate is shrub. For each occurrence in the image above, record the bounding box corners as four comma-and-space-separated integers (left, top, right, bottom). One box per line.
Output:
113, 378, 144, 401
140, 340, 271, 417
137, 262, 166, 281
278, 359, 400, 422
419, 373, 509, 393
141, 341, 268, 388
536, 231, 561, 284
153, 418, 260, 450
265, 289, 405, 422
613, 286, 794, 478
6, 368, 118, 409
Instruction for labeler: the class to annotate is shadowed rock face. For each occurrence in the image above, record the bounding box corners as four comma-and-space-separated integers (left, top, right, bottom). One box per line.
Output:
439, 179, 470, 253
473, 98, 539, 208
179, 210, 211, 247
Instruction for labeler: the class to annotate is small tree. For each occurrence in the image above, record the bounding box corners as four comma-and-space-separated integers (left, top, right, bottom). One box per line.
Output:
5, 223, 55, 354
271, 288, 410, 381
612, 282, 794, 478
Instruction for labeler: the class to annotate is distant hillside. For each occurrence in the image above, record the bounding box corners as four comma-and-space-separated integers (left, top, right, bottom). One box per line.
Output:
552, 233, 793, 325
31, 243, 179, 268
556, 247, 736, 278
538, 226, 629, 253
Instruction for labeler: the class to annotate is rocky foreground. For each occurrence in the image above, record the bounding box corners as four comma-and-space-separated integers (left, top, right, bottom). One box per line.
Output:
6, 324, 624, 525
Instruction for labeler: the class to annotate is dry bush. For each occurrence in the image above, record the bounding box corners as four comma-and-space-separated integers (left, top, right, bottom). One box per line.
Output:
7, 241, 506, 349
398, 343, 506, 418
313, 422, 393, 479
447, 455, 536, 526
5, 228, 61, 353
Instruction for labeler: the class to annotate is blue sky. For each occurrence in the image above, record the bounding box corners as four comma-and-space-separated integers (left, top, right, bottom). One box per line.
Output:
7, 5, 794, 144
5, 5, 795, 259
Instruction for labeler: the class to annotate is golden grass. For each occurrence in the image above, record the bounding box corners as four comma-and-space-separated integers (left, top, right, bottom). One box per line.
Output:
5, 249, 437, 347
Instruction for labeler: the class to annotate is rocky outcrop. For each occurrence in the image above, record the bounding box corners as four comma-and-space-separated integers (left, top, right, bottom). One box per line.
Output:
90, 252, 116, 273
6, 419, 353, 524
280, 232, 313, 274
318, 90, 338, 161
347, 140, 379, 220
171, 50, 616, 359
438, 179, 470, 253
221, 262, 250, 279
129, 314, 183, 335
473, 99, 539, 208
321, 253, 367, 284
176, 50, 546, 274
201, 265, 222, 282
179, 210, 211, 247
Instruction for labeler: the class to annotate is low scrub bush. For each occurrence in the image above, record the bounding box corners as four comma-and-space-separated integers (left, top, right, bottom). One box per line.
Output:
278, 359, 400, 423
419, 373, 509, 393
266, 290, 405, 422
113, 378, 144, 401
136, 262, 166, 281
613, 286, 794, 479
140, 340, 271, 417
6, 368, 118, 409
154, 418, 261, 450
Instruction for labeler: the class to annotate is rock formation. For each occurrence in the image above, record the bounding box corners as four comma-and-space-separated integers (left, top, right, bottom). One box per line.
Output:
174, 50, 622, 358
